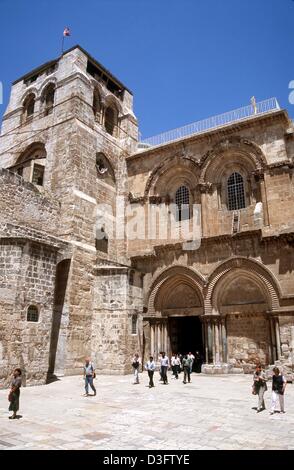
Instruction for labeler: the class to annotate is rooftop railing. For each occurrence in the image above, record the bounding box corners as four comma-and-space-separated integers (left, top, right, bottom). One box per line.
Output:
140, 97, 280, 148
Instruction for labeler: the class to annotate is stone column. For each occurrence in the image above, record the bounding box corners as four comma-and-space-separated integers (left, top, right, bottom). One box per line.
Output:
274, 316, 281, 360
266, 316, 273, 364
212, 321, 216, 363
269, 316, 276, 362
215, 319, 220, 364
157, 322, 161, 356
259, 174, 270, 226
219, 319, 223, 363
199, 184, 209, 237
207, 321, 213, 363
204, 321, 209, 363
221, 318, 227, 363
163, 321, 168, 355
290, 326, 294, 366
150, 323, 155, 357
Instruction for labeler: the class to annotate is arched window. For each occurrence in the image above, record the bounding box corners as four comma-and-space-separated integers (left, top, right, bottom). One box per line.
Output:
9, 143, 46, 186
129, 270, 135, 286
95, 227, 108, 253
227, 172, 246, 210
96, 152, 116, 186
23, 94, 35, 121
43, 83, 55, 116
93, 90, 101, 121
104, 106, 118, 136
27, 305, 39, 322
131, 315, 138, 335
175, 185, 190, 222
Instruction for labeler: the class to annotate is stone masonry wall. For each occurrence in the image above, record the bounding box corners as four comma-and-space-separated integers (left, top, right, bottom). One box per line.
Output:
0, 240, 58, 387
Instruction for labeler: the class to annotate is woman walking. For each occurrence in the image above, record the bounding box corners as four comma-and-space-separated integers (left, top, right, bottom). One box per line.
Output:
252, 364, 267, 413
132, 353, 140, 384
8, 368, 22, 419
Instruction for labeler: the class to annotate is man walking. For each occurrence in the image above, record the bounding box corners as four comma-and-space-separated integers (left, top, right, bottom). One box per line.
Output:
171, 353, 180, 379
132, 353, 140, 384
160, 352, 169, 384
270, 367, 287, 415
182, 354, 191, 384
145, 356, 156, 388
83, 357, 96, 397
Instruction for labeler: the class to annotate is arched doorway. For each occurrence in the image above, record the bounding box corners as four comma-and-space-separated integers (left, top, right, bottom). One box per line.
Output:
148, 267, 205, 368
47, 259, 71, 381
213, 270, 274, 368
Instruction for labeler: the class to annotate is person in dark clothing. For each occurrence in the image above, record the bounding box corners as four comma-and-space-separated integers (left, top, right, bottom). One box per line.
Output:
182, 355, 191, 384
8, 368, 22, 419
270, 367, 287, 414
252, 364, 267, 412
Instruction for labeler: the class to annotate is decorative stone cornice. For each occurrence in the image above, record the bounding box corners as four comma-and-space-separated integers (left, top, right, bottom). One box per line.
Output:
128, 192, 145, 204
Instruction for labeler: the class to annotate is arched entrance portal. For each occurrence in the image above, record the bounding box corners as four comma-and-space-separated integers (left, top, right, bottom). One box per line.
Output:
148, 268, 205, 369
210, 268, 277, 368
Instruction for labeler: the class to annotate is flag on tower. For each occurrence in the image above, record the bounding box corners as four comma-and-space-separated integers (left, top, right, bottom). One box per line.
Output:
63, 27, 71, 37
61, 27, 71, 54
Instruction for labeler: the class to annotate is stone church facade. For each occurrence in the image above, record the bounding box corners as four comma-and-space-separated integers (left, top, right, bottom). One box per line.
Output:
0, 45, 294, 386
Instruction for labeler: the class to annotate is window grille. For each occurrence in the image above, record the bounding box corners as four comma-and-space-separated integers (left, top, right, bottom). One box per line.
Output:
227, 172, 245, 211
175, 186, 190, 221
27, 305, 39, 322
32, 164, 44, 186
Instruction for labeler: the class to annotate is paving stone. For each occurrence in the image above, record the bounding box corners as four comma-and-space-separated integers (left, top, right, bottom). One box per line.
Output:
0, 373, 293, 450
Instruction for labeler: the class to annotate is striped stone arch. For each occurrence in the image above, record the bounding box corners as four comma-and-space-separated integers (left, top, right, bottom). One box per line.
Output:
144, 155, 199, 200
199, 137, 267, 184
147, 265, 205, 315
205, 257, 281, 315
20, 87, 38, 106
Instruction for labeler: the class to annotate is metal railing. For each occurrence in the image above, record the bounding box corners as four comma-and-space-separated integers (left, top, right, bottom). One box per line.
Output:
140, 97, 280, 148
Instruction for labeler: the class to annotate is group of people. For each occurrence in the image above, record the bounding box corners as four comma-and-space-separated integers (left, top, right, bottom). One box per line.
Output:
132, 351, 200, 387
6, 358, 288, 419
252, 364, 287, 414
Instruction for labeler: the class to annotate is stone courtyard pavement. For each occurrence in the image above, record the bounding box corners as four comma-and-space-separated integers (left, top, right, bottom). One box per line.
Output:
0, 372, 293, 450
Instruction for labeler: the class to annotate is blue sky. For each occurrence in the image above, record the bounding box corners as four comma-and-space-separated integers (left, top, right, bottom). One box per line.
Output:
0, 0, 292, 138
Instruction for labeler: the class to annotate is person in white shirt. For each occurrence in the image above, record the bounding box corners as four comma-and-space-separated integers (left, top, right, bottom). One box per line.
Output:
187, 352, 195, 373
145, 356, 156, 388
171, 353, 180, 379
160, 352, 169, 384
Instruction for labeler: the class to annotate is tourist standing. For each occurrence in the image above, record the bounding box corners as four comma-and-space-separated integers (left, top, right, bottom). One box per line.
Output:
172, 354, 180, 379
252, 364, 267, 412
145, 356, 156, 388
182, 355, 191, 384
160, 352, 169, 384
194, 350, 201, 373
270, 367, 287, 415
132, 353, 140, 384
187, 352, 195, 373
171, 353, 177, 379
8, 368, 22, 419
83, 357, 96, 396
